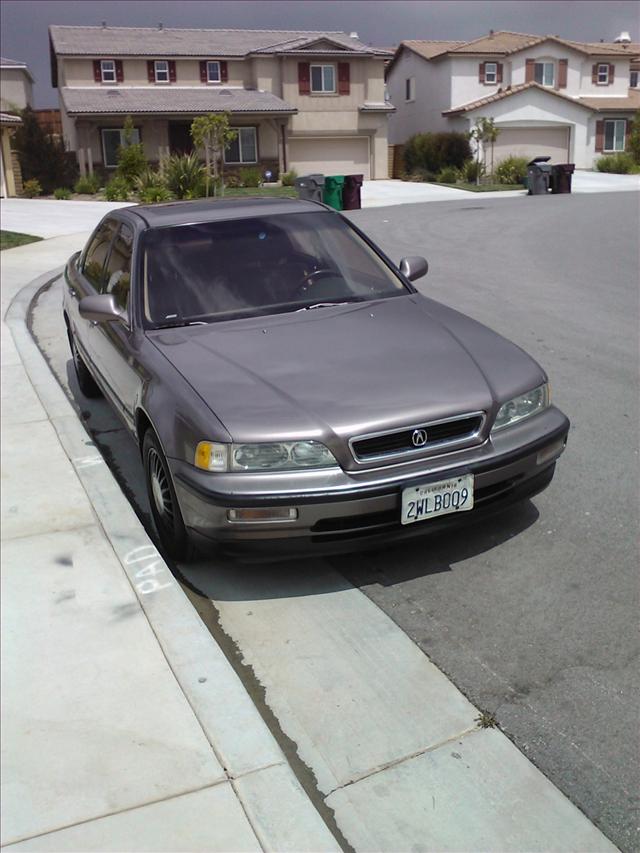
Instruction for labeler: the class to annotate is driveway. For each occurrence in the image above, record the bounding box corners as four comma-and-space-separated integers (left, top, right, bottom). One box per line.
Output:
0, 199, 133, 238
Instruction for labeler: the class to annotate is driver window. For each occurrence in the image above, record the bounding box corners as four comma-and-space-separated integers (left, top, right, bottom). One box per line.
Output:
83, 220, 118, 290
102, 223, 133, 312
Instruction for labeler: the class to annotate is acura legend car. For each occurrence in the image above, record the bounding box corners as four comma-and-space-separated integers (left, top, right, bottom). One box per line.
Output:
63, 198, 569, 560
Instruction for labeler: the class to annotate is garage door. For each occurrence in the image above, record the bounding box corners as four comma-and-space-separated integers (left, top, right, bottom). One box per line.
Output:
288, 137, 370, 179
493, 127, 570, 164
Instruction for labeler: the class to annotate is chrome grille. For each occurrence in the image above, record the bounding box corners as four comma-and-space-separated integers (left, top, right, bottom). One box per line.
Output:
350, 414, 484, 462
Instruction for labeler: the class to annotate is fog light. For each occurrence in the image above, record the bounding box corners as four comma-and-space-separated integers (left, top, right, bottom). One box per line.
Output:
227, 507, 298, 523
537, 437, 566, 466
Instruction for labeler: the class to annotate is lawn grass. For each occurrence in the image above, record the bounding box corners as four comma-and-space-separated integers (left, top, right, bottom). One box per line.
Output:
222, 186, 298, 198
434, 182, 524, 193
0, 230, 43, 251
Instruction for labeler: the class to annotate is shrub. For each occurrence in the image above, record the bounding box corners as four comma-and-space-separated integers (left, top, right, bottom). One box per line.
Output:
281, 169, 298, 187
135, 168, 166, 194
239, 166, 262, 188
22, 178, 42, 197
437, 166, 459, 183
628, 110, 640, 164
164, 152, 205, 199
461, 159, 485, 183
13, 107, 77, 193
74, 173, 101, 194
138, 185, 173, 203
224, 173, 242, 188
404, 131, 472, 174
116, 144, 147, 186
494, 155, 529, 184
595, 152, 634, 173
104, 176, 130, 201
406, 168, 436, 182
53, 187, 71, 199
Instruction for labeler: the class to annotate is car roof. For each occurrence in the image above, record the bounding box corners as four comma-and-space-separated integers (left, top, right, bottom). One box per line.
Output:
120, 197, 331, 228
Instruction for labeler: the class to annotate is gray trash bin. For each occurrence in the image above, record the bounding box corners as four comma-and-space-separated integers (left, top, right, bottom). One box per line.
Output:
294, 174, 325, 202
527, 156, 552, 195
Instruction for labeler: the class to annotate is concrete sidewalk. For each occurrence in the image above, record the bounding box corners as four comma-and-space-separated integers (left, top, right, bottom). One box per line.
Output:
1, 237, 338, 851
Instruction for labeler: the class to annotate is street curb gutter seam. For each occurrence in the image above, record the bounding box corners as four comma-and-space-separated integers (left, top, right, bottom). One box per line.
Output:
5, 269, 340, 853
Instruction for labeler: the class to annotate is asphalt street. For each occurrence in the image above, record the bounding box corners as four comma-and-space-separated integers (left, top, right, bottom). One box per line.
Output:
31, 190, 639, 852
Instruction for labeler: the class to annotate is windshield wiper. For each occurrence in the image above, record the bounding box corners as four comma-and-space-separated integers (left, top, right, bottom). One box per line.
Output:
296, 299, 364, 312
153, 319, 208, 329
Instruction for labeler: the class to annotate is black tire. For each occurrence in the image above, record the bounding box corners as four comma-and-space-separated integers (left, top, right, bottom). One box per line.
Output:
142, 429, 194, 562
69, 330, 102, 398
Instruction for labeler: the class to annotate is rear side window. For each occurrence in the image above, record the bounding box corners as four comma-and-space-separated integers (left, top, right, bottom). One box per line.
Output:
102, 222, 134, 311
83, 220, 118, 289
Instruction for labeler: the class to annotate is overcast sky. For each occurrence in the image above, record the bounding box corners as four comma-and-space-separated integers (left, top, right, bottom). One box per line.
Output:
2, 0, 638, 107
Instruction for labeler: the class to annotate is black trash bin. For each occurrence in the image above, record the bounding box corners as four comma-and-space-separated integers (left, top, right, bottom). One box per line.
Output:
342, 174, 364, 210
527, 156, 552, 195
294, 174, 325, 202
550, 163, 575, 194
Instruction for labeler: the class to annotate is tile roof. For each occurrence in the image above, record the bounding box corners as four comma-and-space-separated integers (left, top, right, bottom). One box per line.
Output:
61, 87, 297, 115
442, 81, 595, 114
402, 40, 466, 61
49, 26, 389, 57
577, 90, 640, 110
0, 112, 22, 124
1, 56, 35, 81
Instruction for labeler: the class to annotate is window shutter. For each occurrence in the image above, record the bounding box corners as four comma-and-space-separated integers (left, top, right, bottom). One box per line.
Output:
220, 61, 228, 83
200, 61, 207, 83
147, 60, 155, 83
338, 62, 350, 94
168, 60, 177, 83
115, 60, 124, 83
558, 59, 568, 88
298, 62, 310, 94
595, 120, 604, 152
525, 59, 535, 83
93, 60, 102, 83
591, 64, 598, 84
478, 62, 485, 83
624, 119, 630, 148
496, 63, 503, 83
609, 63, 615, 84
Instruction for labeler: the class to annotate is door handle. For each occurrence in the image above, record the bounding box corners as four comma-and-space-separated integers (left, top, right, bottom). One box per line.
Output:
68, 287, 77, 297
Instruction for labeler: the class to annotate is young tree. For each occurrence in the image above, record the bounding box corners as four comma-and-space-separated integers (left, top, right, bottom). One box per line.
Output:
13, 106, 76, 193
468, 117, 500, 183
628, 109, 640, 165
190, 113, 237, 196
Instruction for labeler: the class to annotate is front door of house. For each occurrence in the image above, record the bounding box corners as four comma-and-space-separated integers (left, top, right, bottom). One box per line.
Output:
168, 122, 194, 155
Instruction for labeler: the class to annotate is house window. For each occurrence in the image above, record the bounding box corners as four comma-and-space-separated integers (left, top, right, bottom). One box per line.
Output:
207, 61, 221, 83
534, 61, 555, 87
100, 59, 116, 83
224, 127, 257, 163
154, 60, 169, 83
597, 64, 609, 84
405, 77, 415, 101
603, 119, 626, 152
101, 127, 141, 168
310, 65, 335, 93
484, 62, 498, 84
631, 70, 639, 88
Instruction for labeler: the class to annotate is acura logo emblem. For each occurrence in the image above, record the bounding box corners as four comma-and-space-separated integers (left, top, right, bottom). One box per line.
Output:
412, 429, 428, 447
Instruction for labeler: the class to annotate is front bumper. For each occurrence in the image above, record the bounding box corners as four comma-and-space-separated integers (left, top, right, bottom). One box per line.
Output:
170, 406, 569, 553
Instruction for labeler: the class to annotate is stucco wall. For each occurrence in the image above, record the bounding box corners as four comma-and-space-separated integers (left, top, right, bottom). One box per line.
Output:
60, 57, 247, 88
0, 68, 32, 111
387, 50, 452, 141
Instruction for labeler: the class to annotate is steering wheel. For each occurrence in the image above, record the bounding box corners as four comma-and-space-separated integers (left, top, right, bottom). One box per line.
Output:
298, 268, 335, 294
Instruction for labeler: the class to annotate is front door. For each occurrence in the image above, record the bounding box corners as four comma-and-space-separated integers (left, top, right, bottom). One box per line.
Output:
168, 122, 194, 155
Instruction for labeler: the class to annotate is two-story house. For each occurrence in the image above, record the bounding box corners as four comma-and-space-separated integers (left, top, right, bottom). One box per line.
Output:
0, 56, 34, 112
387, 31, 640, 169
48, 25, 393, 180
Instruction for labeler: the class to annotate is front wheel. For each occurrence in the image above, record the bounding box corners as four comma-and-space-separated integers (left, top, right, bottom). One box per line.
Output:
143, 430, 194, 562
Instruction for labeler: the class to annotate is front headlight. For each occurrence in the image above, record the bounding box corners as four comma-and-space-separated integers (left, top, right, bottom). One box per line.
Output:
195, 440, 338, 472
492, 383, 550, 432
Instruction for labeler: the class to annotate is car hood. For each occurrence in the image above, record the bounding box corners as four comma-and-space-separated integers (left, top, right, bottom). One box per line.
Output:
149, 294, 545, 462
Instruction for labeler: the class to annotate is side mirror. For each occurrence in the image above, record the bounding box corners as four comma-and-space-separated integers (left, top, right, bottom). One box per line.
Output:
79, 293, 126, 324
399, 256, 428, 282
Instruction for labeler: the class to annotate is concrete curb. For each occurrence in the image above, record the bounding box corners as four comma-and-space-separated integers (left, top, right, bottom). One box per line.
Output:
5, 268, 339, 852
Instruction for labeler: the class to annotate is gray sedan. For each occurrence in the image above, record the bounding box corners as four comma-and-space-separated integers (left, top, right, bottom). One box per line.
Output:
63, 198, 569, 560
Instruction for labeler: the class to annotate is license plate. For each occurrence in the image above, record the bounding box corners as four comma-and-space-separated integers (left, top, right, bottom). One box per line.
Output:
401, 475, 474, 525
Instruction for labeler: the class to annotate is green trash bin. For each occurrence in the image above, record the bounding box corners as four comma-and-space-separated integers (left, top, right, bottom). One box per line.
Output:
323, 175, 345, 210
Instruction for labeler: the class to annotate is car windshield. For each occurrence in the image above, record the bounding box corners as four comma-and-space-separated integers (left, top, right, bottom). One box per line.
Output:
141, 211, 408, 327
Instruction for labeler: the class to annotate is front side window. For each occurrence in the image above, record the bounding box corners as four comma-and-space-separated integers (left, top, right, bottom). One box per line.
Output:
207, 61, 221, 83
102, 223, 134, 312
100, 59, 116, 83
102, 127, 141, 168
311, 64, 335, 93
405, 77, 415, 101
154, 60, 169, 83
224, 127, 257, 164
534, 61, 555, 87
597, 64, 609, 84
83, 220, 118, 289
604, 119, 626, 152
631, 70, 639, 88
484, 62, 497, 84
141, 212, 409, 326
